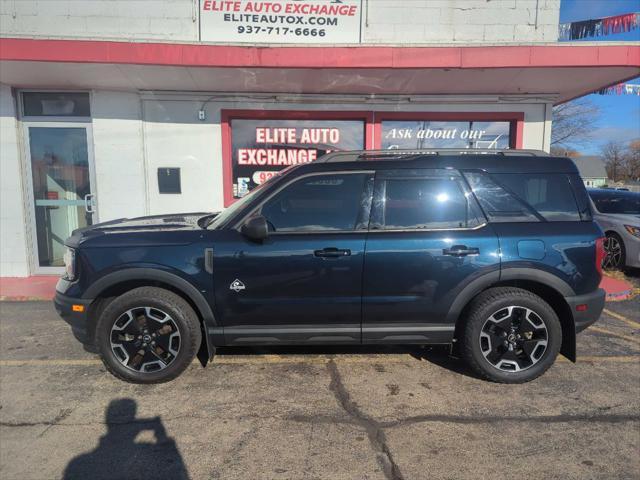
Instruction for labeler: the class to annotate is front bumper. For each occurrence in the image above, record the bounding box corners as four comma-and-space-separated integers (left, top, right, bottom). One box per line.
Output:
54, 291, 94, 346
566, 288, 606, 334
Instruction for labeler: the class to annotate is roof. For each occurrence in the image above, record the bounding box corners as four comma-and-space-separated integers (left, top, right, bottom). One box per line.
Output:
571, 156, 608, 179
300, 152, 580, 174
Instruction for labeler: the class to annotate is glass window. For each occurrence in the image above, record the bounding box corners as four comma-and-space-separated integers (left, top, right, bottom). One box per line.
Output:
381, 120, 512, 150
568, 174, 592, 221
230, 118, 365, 200
260, 173, 369, 232
464, 172, 582, 222
493, 173, 581, 221
22, 92, 91, 117
378, 176, 481, 230
590, 190, 640, 215
463, 172, 540, 223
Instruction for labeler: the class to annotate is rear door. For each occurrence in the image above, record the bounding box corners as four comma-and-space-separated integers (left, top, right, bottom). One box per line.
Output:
362, 169, 501, 343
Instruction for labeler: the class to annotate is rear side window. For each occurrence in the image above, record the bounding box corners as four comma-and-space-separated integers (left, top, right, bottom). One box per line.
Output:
373, 172, 481, 230
464, 172, 582, 222
494, 174, 581, 221
260, 173, 370, 232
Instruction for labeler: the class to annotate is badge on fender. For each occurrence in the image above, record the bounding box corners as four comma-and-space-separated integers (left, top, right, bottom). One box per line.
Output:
230, 279, 246, 292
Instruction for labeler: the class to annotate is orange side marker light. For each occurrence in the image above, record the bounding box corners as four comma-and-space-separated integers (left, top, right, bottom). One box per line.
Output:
72, 304, 85, 312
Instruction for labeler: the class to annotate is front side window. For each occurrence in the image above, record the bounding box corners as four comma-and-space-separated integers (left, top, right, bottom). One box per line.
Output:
259, 173, 370, 232
373, 172, 482, 230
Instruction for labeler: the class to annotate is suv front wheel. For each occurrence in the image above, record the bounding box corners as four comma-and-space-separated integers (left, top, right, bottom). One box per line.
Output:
95, 287, 202, 384
461, 287, 562, 383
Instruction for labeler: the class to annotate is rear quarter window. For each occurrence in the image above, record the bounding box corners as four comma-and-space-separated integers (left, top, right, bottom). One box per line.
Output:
464, 171, 583, 222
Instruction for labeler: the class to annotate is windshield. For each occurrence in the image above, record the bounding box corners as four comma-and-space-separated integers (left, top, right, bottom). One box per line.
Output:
590, 191, 640, 215
207, 174, 281, 228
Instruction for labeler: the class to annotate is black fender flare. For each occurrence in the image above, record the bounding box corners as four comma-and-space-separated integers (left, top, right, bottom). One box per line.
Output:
83, 268, 217, 364
445, 270, 500, 325
447, 267, 576, 360
499, 267, 576, 297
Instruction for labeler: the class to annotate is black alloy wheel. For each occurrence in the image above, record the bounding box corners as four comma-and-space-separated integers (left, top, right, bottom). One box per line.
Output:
96, 287, 201, 384
603, 233, 625, 270
461, 287, 562, 383
479, 306, 548, 373
110, 307, 181, 373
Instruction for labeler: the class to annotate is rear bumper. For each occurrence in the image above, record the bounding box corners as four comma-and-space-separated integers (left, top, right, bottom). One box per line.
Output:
54, 291, 94, 346
566, 288, 606, 334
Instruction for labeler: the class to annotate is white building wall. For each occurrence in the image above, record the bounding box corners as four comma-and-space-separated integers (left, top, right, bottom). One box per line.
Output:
91, 91, 147, 222
1, 0, 559, 44
143, 98, 223, 214
0, 84, 30, 277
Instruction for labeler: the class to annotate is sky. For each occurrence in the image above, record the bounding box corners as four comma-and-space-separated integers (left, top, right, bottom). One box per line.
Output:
558, 0, 640, 154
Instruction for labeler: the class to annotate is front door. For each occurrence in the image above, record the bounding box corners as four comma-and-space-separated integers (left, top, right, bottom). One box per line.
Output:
24, 125, 96, 272
362, 169, 500, 343
213, 171, 374, 345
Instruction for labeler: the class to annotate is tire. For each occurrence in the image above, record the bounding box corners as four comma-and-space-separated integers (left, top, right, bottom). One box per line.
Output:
460, 287, 562, 383
603, 232, 626, 270
95, 287, 202, 384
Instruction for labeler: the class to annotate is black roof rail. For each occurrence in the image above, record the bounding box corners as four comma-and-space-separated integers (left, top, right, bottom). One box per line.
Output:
317, 148, 549, 163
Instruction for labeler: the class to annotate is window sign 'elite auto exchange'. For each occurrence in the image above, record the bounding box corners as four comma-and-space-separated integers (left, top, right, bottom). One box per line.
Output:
200, 0, 363, 43
230, 119, 365, 198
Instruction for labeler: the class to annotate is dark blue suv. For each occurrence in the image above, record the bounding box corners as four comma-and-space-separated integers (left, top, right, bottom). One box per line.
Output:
54, 150, 606, 384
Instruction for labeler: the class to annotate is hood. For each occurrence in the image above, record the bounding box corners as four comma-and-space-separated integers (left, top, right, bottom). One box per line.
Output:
66, 212, 218, 247
75, 212, 216, 234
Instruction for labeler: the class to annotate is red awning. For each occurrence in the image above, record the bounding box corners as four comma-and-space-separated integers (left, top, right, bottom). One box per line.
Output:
1, 39, 638, 103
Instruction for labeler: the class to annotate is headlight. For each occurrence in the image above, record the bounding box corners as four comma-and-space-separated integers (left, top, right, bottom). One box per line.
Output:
63, 247, 76, 281
624, 225, 640, 238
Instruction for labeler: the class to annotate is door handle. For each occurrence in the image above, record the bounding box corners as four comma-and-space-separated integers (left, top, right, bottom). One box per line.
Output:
314, 248, 351, 258
84, 194, 96, 213
442, 245, 480, 257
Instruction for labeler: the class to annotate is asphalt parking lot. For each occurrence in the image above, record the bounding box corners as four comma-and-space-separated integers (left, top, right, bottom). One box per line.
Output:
1, 297, 639, 480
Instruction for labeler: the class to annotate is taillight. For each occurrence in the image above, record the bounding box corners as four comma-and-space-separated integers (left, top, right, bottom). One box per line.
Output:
595, 237, 605, 276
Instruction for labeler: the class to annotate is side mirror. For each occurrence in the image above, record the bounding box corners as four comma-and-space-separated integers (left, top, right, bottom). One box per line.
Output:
241, 215, 269, 242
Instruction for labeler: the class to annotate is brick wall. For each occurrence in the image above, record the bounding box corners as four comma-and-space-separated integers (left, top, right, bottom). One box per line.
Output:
0, 0, 560, 44
0, 0, 199, 41
361, 0, 560, 44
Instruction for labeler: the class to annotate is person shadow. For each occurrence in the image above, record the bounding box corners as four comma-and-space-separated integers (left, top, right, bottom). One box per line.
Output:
64, 398, 190, 480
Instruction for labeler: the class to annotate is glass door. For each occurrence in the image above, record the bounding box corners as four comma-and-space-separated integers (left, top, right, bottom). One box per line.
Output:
24, 125, 96, 271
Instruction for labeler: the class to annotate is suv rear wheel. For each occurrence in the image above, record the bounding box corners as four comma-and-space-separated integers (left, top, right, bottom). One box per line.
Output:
95, 287, 201, 384
461, 287, 561, 383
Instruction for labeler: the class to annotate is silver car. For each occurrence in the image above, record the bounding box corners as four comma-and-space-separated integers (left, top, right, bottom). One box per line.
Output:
588, 189, 640, 269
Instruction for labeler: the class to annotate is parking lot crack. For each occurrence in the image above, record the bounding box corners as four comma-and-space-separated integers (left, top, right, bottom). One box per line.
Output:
327, 360, 404, 480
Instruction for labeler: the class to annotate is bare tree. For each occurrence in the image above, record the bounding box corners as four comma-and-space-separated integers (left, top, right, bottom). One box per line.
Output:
627, 140, 640, 181
550, 146, 581, 157
551, 98, 601, 148
602, 141, 627, 182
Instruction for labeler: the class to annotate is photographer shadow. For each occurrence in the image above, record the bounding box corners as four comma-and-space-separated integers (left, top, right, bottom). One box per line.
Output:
64, 398, 189, 480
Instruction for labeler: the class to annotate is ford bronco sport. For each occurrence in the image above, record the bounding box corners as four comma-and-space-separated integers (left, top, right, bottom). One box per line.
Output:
54, 150, 606, 384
